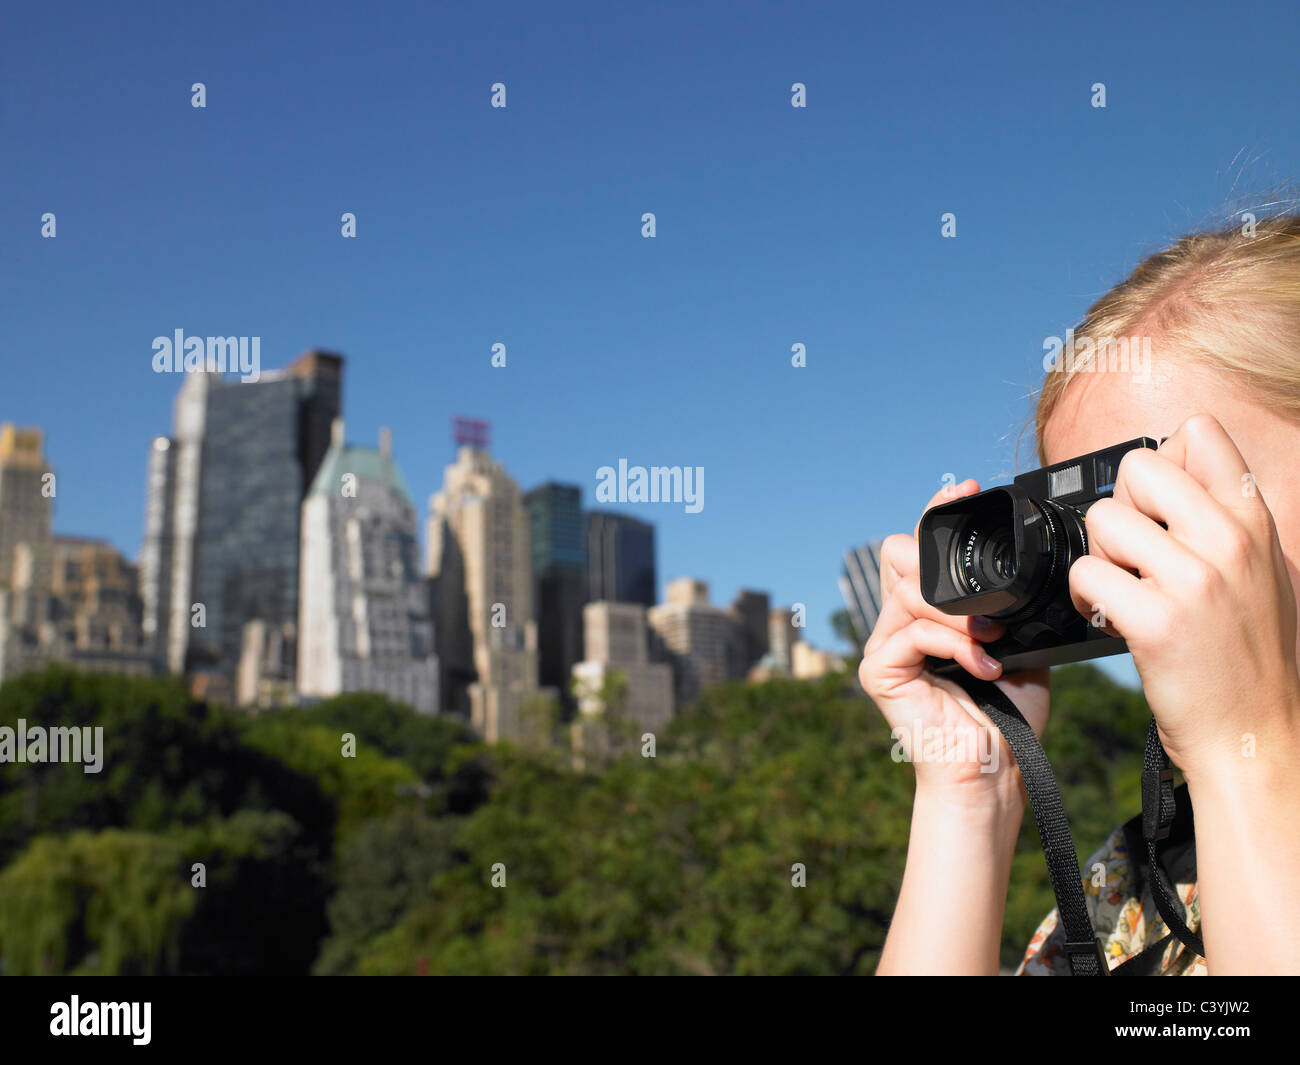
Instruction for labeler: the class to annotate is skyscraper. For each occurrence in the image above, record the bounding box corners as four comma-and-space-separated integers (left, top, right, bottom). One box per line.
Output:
570, 600, 673, 769
523, 482, 587, 718
840, 539, 885, 644
0, 425, 53, 593
426, 440, 548, 741
298, 421, 438, 713
140, 351, 342, 694
586, 511, 656, 608
728, 588, 770, 673
0, 425, 55, 681
526, 482, 586, 574
767, 606, 800, 675
647, 578, 746, 707
139, 436, 176, 654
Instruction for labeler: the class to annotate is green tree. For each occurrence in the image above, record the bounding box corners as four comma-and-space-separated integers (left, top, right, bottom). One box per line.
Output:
351, 667, 1153, 975
264, 692, 489, 813
312, 811, 462, 975
0, 667, 336, 867
0, 810, 327, 975
0, 663, 1154, 975
239, 720, 421, 843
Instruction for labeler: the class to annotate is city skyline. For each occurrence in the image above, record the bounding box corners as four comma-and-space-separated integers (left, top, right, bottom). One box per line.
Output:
2, 390, 839, 721
11, 350, 853, 659
0, 343, 1160, 689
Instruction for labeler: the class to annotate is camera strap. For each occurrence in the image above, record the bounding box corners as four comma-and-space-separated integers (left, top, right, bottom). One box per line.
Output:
1136, 718, 1205, 958
949, 673, 1204, 975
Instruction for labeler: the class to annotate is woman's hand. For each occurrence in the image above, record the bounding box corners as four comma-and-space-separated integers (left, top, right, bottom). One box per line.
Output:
1067, 413, 1300, 785
866, 479, 1051, 974
860, 479, 1050, 815
1070, 413, 1300, 973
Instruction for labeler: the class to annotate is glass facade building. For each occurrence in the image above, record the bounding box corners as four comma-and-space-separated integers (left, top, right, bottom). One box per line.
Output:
586, 511, 656, 609
839, 539, 885, 644
524, 482, 587, 716
142, 351, 342, 682
525, 483, 586, 574
190, 376, 296, 669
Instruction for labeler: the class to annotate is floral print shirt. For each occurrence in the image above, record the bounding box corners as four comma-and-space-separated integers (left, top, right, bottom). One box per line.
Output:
1015, 818, 1205, 976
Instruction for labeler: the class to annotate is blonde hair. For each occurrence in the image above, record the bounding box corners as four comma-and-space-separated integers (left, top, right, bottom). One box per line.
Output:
1034, 209, 1300, 463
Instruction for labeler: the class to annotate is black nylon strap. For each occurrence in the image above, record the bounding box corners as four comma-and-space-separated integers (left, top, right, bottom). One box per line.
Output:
949, 673, 1207, 975
1113, 779, 1200, 975
1111, 933, 1174, 976
1140, 719, 1206, 959
949, 674, 1106, 975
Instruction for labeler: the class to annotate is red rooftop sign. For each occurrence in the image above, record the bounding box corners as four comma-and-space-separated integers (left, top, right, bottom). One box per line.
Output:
452, 417, 490, 450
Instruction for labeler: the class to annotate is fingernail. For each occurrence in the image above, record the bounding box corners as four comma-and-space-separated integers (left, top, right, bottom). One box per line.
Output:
971, 615, 997, 633
980, 653, 1001, 673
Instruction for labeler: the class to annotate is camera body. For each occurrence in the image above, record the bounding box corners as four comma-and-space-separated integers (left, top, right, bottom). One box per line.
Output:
917, 437, 1160, 676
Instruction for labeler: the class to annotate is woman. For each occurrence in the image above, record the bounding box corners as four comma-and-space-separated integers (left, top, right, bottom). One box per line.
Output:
863, 209, 1300, 976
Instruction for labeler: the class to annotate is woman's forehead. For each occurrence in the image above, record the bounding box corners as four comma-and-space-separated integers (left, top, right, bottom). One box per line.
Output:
1041, 358, 1203, 465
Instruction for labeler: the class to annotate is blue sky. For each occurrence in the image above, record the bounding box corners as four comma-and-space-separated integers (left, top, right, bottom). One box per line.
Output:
4, 0, 1300, 683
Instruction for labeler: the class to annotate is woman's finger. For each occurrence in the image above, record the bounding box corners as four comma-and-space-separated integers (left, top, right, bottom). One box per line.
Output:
1083, 496, 1203, 589
868, 549, 1005, 655
1067, 553, 1171, 643
892, 574, 1005, 643
1156, 413, 1255, 511
1111, 446, 1239, 558
879, 533, 918, 601
872, 618, 1004, 686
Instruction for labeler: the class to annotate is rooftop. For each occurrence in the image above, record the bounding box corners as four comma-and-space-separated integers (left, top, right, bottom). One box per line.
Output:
308, 441, 413, 503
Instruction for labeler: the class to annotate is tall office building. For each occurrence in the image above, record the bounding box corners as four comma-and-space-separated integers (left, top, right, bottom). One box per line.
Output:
728, 589, 770, 672
298, 422, 438, 713
527, 483, 586, 573
647, 578, 746, 707
0, 425, 53, 593
139, 436, 176, 653
0, 425, 56, 681
570, 600, 673, 768
586, 511, 656, 608
140, 351, 343, 694
426, 441, 546, 741
767, 606, 801, 675
524, 482, 587, 718
840, 539, 885, 644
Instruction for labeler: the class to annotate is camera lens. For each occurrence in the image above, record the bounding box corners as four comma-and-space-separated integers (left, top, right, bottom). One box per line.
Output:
989, 529, 1016, 581
949, 498, 1088, 616
955, 524, 1017, 594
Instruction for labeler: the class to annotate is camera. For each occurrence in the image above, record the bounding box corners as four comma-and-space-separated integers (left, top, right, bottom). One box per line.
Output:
917, 437, 1160, 676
